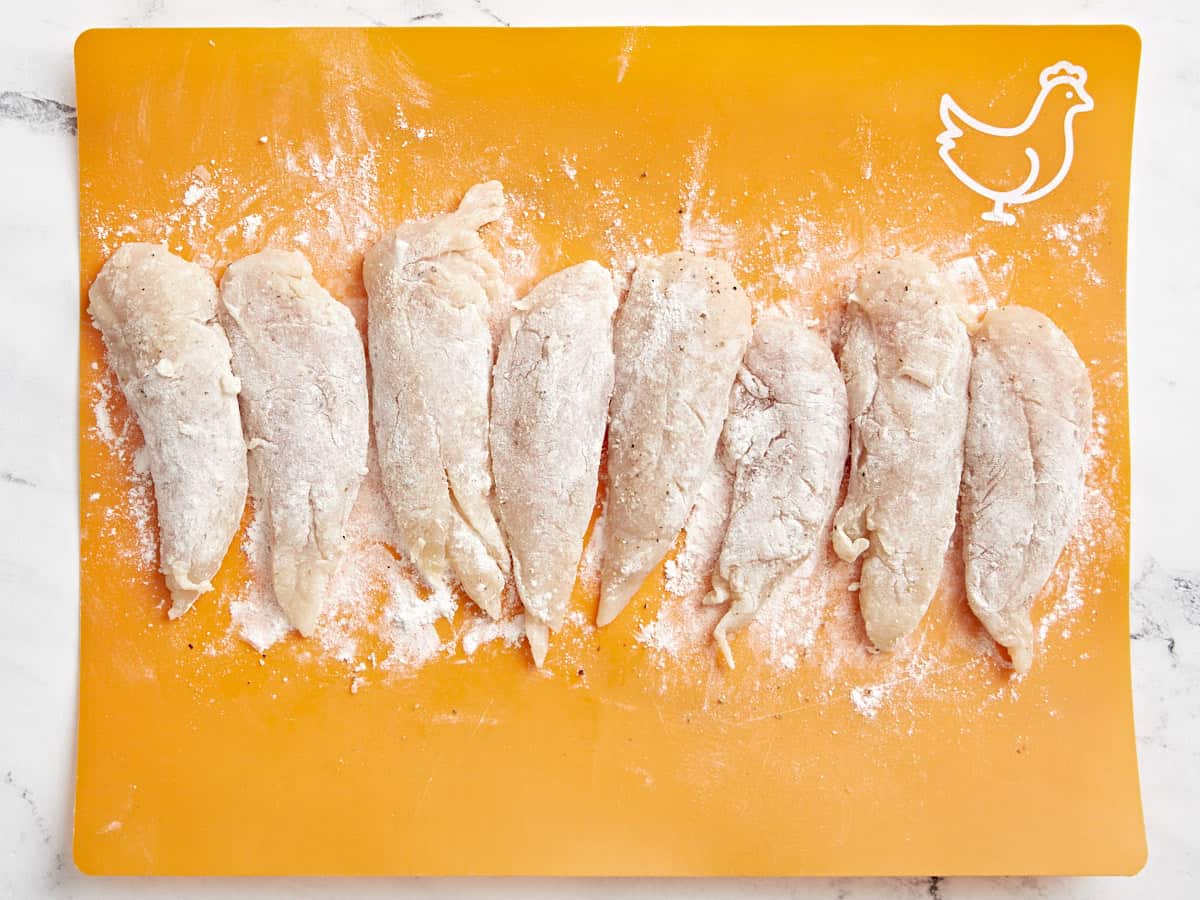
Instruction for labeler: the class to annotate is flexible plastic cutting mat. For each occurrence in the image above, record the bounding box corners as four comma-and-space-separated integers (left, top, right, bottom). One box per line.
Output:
74, 26, 1144, 875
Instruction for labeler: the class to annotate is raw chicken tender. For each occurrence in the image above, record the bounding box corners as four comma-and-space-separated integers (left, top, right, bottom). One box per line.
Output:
599, 251, 752, 626
363, 181, 511, 618
491, 262, 617, 666
708, 315, 848, 668
219, 250, 369, 636
961, 305, 1092, 673
88, 243, 248, 617
832, 255, 971, 650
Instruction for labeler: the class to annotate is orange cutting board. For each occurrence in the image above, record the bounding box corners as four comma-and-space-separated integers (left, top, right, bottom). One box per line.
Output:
73, 26, 1144, 875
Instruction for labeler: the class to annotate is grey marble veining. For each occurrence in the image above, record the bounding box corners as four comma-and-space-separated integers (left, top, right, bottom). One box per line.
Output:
0, 91, 76, 135
1, 1, 1197, 897
470, 0, 511, 27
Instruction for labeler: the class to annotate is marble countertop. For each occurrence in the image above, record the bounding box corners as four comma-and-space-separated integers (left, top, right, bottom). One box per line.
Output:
1, 1, 1196, 897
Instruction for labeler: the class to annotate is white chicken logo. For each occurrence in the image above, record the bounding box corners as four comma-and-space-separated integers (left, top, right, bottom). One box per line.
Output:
937, 61, 1094, 225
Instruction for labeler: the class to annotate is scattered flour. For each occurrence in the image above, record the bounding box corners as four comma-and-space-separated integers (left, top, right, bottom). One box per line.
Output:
240, 214, 263, 241
380, 573, 456, 669
1038, 571, 1088, 645
181, 180, 213, 208
1035, 408, 1115, 648
1043, 203, 1107, 287
218, 452, 466, 676
90, 379, 118, 446
616, 28, 637, 83
461, 613, 527, 656
85, 52, 391, 305
850, 685, 884, 719
82, 81, 1121, 718
87, 376, 158, 574
230, 593, 290, 655
679, 129, 738, 257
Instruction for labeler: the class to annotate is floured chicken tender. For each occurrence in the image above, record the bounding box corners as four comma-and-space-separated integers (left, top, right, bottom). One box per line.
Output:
88, 244, 248, 617
219, 249, 369, 636
491, 262, 617, 666
832, 254, 971, 650
707, 315, 848, 668
363, 181, 511, 618
599, 251, 752, 627
961, 306, 1092, 673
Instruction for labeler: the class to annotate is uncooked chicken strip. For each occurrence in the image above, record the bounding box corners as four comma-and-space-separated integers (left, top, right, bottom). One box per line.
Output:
961, 305, 1092, 673
832, 254, 971, 650
219, 250, 369, 636
491, 262, 618, 666
363, 181, 511, 618
599, 251, 752, 627
707, 315, 848, 668
88, 243, 248, 617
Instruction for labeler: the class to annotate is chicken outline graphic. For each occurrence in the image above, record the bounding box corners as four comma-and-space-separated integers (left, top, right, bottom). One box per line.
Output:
937, 61, 1094, 225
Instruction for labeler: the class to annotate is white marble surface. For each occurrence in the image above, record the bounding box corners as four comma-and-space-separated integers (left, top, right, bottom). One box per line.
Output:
1, 0, 1196, 896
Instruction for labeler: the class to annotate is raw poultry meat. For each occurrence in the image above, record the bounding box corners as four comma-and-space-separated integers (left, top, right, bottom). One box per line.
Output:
363, 181, 511, 617
707, 315, 848, 668
599, 251, 751, 627
88, 243, 248, 617
491, 261, 617, 666
832, 255, 971, 649
961, 305, 1092, 673
219, 249, 369, 636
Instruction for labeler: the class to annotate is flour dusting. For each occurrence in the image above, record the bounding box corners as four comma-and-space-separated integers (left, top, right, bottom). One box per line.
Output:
679, 129, 738, 256
1043, 203, 1107, 287
850, 685, 884, 719
82, 71, 1122, 722
218, 449, 468, 677
380, 573, 456, 670
87, 376, 158, 574
616, 29, 637, 83
461, 613, 527, 656
229, 594, 289, 655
